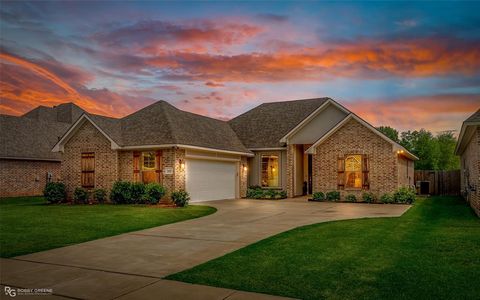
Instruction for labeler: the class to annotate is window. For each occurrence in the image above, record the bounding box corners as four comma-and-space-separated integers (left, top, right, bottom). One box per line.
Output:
142, 152, 156, 170
81, 152, 95, 188
345, 155, 362, 189
261, 155, 279, 187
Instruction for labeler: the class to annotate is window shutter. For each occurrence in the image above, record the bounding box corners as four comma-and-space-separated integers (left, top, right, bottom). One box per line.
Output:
81, 152, 95, 188
337, 156, 345, 190
133, 151, 140, 182
155, 150, 163, 184
362, 154, 370, 190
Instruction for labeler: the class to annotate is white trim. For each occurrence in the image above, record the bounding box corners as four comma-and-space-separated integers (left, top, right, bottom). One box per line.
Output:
249, 147, 286, 151
0, 156, 61, 162
52, 114, 120, 152
305, 113, 419, 160
185, 154, 240, 162
455, 121, 480, 155
121, 144, 253, 157
280, 99, 350, 143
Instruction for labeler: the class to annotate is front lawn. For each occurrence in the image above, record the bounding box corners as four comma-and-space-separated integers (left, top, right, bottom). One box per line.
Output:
0, 197, 215, 258
168, 196, 480, 300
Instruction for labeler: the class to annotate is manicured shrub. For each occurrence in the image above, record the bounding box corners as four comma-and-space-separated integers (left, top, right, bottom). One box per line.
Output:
380, 193, 394, 204
93, 189, 107, 204
171, 190, 190, 207
312, 192, 325, 201
73, 187, 89, 204
246, 187, 287, 199
362, 192, 376, 203
130, 182, 146, 203
110, 181, 132, 204
277, 190, 287, 199
43, 182, 67, 204
326, 191, 340, 201
143, 183, 166, 204
345, 194, 356, 202
263, 189, 276, 199
394, 186, 416, 204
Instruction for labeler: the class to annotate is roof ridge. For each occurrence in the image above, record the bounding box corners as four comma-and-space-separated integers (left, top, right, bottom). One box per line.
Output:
161, 103, 179, 145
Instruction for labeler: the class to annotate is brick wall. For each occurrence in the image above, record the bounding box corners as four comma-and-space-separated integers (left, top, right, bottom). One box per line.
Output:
461, 126, 480, 216
240, 157, 248, 197
61, 121, 118, 199
312, 118, 398, 199
286, 144, 295, 198
0, 159, 61, 197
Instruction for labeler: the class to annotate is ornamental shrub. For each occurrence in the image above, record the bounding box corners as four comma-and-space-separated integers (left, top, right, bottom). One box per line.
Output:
393, 186, 416, 204
143, 183, 166, 204
130, 182, 146, 204
326, 191, 340, 201
380, 193, 394, 204
110, 181, 132, 204
362, 192, 376, 203
43, 182, 67, 204
73, 187, 89, 204
93, 189, 107, 204
171, 190, 190, 207
312, 192, 325, 201
345, 194, 356, 202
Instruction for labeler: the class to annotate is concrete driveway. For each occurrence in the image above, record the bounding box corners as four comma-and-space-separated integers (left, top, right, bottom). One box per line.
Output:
1, 199, 410, 299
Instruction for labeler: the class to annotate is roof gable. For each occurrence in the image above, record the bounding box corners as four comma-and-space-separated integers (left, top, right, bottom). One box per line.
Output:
285, 101, 349, 144
455, 108, 480, 155
305, 114, 418, 160
228, 98, 331, 148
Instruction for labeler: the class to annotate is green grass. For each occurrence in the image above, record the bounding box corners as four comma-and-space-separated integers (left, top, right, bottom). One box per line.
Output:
168, 197, 480, 300
0, 196, 216, 258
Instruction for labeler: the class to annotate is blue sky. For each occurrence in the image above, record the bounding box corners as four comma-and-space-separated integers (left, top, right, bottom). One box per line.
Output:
1, 1, 479, 133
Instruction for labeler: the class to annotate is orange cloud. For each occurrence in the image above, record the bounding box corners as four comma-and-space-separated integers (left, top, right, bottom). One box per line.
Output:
0, 53, 147, 117
344, 94, 480, 133
140, 37, 480, 82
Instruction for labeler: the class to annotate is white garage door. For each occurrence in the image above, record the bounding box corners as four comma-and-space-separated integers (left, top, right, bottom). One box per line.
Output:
186, 159, 237, 202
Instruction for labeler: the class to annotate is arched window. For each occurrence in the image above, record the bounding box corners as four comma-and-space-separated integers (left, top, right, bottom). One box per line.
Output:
345, 155, 362, 189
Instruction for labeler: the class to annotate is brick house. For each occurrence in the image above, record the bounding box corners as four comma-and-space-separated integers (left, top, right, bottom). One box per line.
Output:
455, 109, 480, 216
51, 98, 417, 202
0, 103, 84, 197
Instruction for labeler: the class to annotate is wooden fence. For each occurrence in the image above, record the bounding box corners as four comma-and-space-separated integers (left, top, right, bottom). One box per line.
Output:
414, 170, 461, 196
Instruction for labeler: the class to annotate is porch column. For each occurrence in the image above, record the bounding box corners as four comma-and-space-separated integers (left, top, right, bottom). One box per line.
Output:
286, 144, 295, 198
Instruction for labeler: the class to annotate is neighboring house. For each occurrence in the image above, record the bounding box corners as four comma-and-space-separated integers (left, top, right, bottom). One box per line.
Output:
51, 98, 417, 202
0, 103, 84, 197
455, 109, 480, 216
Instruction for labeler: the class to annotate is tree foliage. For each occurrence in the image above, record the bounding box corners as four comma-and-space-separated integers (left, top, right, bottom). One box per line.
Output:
377, 126, 399, 142
377, 126, 459, 170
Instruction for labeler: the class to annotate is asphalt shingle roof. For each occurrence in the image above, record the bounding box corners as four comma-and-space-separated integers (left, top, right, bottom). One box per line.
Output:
465, 109, 480, 123
0, 115, 70, 160
228, 98, 331, 148
119, 101, 250, 153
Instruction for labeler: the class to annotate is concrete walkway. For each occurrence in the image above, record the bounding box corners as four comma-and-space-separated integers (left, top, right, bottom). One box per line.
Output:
1, 199, 410, 299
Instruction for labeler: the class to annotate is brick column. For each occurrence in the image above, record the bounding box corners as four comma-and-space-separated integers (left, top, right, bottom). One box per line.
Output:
286, 144, 295, 198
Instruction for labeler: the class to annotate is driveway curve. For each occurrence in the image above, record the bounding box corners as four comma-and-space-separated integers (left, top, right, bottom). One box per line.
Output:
1, 199, 409, 299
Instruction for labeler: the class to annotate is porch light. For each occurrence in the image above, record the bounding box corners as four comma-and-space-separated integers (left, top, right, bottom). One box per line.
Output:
243, 164, 248, 172
180, 159, 185, 170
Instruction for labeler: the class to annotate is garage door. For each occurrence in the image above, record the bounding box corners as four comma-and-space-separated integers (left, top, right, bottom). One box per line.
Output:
186, 159, 237, 202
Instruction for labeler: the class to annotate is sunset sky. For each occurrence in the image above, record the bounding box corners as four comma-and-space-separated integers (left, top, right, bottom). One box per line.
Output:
1, 1, 479, 133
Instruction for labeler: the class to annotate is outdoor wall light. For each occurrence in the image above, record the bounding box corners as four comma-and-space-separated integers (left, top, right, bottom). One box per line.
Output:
243, 164, 248, 172
180, 159, 185, 170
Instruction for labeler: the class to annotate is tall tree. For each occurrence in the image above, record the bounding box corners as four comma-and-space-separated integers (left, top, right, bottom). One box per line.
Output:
400, 129, 440, 170
436, 131, 460, 170
377, 126, 399, 142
